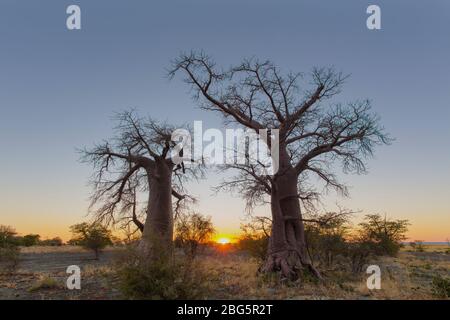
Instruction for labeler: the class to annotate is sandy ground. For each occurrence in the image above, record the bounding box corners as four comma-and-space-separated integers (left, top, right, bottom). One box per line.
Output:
0, 245, 449, 300
0, 247, 121, 300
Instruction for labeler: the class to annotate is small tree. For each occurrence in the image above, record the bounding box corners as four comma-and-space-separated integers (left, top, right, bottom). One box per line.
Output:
21, 234, 41, 247
175, 213, 215, 259
0, 226, 20, 270
357, 214, 409, 256
414, 240, 425, 252
70, 223, 113, 259
0, 225, 18, 247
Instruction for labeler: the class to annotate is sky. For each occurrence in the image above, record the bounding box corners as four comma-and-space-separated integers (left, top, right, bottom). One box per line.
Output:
0, 0, 449, 241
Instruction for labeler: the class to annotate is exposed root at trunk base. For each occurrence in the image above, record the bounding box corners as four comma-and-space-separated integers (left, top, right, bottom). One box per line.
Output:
260, 249, 323, 282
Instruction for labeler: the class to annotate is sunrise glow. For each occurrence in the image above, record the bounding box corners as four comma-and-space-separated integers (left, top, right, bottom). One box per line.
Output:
216, 237, 231, 245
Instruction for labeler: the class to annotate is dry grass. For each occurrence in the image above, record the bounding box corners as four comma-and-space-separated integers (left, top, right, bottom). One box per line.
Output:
197, 251, 449, 300
20, 245, 87, 254
2, 245, 448, 300
402, 244, 450, 253
19, 245, 119, 254
28, 275, 61, 292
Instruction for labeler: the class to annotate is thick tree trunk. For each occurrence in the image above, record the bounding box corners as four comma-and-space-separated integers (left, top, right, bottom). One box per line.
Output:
138, 159, 174, 261
261, 149, 321, 280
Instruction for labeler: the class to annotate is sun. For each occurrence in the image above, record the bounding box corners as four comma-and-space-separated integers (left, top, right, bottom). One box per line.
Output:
216, 237, 231, 245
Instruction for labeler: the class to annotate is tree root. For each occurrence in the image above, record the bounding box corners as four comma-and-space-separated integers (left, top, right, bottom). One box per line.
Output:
260, 249, 323, 282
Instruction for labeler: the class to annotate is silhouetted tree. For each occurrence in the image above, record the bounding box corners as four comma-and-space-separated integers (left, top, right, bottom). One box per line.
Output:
21, 234, 41, 247
70, 222, 113, 259
170, 52, 391, 279
175, 212, 215, 259
357, 214, 409, 256
81, 110, 201, 260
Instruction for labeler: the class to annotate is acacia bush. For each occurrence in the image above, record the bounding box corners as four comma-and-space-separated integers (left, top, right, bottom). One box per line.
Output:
117, 247, 211, 299
174, 212, 215, 259
237, 234, 269, 264
304, 212, 350, 268
70, 223, 113, 259
0, 225, 20, 271
237, 218, 270, 265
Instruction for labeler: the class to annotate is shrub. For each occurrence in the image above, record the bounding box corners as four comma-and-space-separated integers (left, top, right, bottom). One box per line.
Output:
344, 241, 375, 273
39, 237, 63, 246
0, 246, 20, 271
117, 247, 211, 299
237, 217, 270, 264
21, 234, 41, 247
413, 240, 425, 252
70, 222, 113, 259
29, 275, 60, 292
174, 212, 215, 259
304, 212, 350, 268
357, 214, 409, 256
237, 235, 269, 264
431, 275, 450, 298
0, 225, 20, 271
0, 225, 17, 247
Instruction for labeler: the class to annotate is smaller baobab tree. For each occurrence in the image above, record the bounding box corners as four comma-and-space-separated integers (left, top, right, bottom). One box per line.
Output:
170, 52, 392, 280
81, 110, 201, 260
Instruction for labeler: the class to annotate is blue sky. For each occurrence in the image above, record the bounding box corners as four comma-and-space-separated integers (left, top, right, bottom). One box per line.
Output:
0, 0, 449, 240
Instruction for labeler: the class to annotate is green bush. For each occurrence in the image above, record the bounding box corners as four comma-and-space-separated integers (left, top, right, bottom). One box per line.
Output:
431, 275, 450, 298
117, 248, 211, 299
70, 222, 113, 259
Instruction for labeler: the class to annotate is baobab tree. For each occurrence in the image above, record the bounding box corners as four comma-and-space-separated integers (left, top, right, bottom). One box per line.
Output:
81, 111, 201, 259
170, 52, 391, 279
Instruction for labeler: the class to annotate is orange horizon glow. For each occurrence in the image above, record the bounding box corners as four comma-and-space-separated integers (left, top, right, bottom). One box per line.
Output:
2, 219, 448, 243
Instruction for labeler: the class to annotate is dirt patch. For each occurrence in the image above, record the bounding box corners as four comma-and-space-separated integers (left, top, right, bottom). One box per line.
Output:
0, 247, 122, 300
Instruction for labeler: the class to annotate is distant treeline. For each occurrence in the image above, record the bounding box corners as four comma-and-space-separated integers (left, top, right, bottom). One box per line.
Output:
0, 227, 63, 247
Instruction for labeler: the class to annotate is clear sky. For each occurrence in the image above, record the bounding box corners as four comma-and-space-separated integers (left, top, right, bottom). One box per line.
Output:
0, 0, 449, 241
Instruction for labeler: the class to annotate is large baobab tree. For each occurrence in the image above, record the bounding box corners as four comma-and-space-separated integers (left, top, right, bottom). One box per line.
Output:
170, 52, 391, 279
81, 111, 200, 259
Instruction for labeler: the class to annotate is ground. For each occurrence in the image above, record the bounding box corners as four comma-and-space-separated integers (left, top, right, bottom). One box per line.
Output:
0, 245, 448, 300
